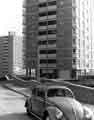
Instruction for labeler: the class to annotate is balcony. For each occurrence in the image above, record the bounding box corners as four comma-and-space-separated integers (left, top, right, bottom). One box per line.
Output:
47, 54, 56, 58
39, 44, 56, 49
39, 0, 46, 3
39, 54, 56, 59
40, 64, 47, 68
48, 24, 56, 29
39, 16, 47, 21
38, 26, 47, 30
48, 34, 56, 39
38, 35, 47, 40
48, 5, 56, 11
39, 63, 56, 68
39, 7, 47, 12
48, 15, 56, 19
39, 54, 47, 58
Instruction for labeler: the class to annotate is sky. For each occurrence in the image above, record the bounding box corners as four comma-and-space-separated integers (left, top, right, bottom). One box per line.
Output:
0, 0, 23, 36
0, 0, 94, 37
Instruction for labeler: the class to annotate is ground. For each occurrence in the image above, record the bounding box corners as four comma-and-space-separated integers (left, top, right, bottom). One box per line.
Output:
0, 79, 94, 120
0, 85, 35, 120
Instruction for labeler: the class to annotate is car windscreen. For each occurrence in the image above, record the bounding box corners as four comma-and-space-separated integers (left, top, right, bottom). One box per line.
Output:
47, 88, 73, 98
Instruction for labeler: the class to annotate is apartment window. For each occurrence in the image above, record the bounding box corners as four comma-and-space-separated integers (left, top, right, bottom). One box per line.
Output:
48, 59, 56, 63
38, 31, 47, 35
48, 50, 56, 54
40, 50, 56, 54
39, 21, 47, 26
39, 12, 47, 17
48, 20, 56, 25
72, 59, 76, 64
73, 38, 76, 44
72, 17, 76, 24
39, 2, 47, 7
48, 1, 56, 6
48, 40, 56, 44
73, 48, 76, 53
72, 27, 76, 34
48, 29, 56, 34
48, 11, 56, 16
40, 50, 47, 54
40, 59, 47, 64
40, 59, 56, 63
38, 40, 47, 45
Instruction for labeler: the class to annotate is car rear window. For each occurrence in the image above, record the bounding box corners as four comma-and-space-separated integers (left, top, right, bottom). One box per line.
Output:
47, 88, 73, 98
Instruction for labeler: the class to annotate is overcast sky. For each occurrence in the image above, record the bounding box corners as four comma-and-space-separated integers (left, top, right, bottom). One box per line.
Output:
0, 0, 23, 36
0, 0, 94, 37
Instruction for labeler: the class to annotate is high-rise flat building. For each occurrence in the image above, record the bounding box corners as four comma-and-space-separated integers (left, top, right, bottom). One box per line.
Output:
13, 34, 24, 75
0, 32, 13, 78
23, 0, 92, 79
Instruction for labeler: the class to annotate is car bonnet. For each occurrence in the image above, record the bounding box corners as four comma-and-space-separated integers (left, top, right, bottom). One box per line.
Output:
48, 97, 84, 120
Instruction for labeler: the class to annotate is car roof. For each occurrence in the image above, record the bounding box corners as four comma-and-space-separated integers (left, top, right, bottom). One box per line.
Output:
33, 82, 72, 91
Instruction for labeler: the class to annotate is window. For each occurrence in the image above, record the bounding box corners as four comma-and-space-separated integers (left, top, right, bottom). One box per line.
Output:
48, 40, 56, 44
38, 40, 47, 45
40, 59, 56, 63
73, 38, 76, 44
48, 29, 56, 34
72, 59, 76, 64
47, 88, 66, 97
38, 31, 47, 35
73, 48, 76, 53
48, 50, 56, 54
40, 50, 56, 54
48, 59, 56, 63
39, 21, 47, 26
48, 20, 56, 25
72, 27, 76, 34
40, 59, 47, 63
39, 12, 47, 17
48, 1, 56, 6
40, 50, 47, 54
39, 2, 47, 7
48, 11, 56, 15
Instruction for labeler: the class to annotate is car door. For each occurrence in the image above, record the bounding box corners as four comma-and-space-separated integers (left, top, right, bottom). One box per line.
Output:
32, 87, 46, 117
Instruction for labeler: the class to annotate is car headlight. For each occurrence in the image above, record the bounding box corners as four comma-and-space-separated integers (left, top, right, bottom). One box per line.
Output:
56, 108, 67, 120
83, 106, 93, 119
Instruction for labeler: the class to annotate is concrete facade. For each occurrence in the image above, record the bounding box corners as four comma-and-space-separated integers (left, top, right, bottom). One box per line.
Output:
0, 32, 13, 78
23, 0, 92, 79
13, 35, 24, 75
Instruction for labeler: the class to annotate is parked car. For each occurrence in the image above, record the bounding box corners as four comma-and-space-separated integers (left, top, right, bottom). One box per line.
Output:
5, 74, 13, 81
25, 81, 93, 120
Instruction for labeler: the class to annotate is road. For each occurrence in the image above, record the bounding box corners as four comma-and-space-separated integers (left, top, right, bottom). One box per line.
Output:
0, 80, 94, 120
0, 86, 36, 120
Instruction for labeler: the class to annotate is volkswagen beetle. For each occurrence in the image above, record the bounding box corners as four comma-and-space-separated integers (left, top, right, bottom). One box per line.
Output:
25, 82, 93, 120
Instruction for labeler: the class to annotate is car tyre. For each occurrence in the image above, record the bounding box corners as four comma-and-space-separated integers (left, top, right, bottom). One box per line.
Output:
26, 104, 32, 116
44, 114, 50, 120
26, 108, 31, 115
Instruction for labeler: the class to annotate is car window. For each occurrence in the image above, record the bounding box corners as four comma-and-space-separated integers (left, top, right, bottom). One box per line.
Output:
47, 88, 74, 98
47, 88, 66, 97
32, 88, 36, 95
37, 89, 45, 98
64, 89, 74, 98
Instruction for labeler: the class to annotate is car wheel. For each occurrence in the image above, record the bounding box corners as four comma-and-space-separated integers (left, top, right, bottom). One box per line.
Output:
26, 105, 32, 116
44, 114, 50, 120
26, 108, 31, 115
